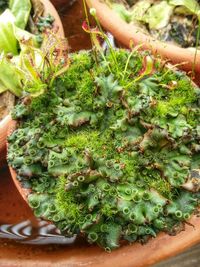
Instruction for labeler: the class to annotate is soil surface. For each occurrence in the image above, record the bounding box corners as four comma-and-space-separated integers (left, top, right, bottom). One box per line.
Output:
0, 92, 15, 121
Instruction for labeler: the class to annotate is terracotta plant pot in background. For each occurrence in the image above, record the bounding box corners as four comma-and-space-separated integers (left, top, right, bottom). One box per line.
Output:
41, 0, 64, 37
86, 0, 200, 75
0, 0, 64, 164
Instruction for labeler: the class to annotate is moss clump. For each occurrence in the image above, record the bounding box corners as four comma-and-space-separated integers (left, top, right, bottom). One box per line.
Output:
8, 49, 200, 250
55, 176, 83, 221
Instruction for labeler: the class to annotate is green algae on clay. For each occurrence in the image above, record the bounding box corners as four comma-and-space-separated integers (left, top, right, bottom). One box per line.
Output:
8, 48, 200, 250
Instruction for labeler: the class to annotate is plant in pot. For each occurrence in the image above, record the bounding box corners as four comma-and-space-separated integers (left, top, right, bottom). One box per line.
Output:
6, 14, 200, 259
86, 0, 200, 78
0, 0, 64, 163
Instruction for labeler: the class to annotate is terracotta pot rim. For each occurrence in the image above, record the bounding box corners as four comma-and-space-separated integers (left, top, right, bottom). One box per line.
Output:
7, 63, 200, 266
41, 0, 65, 38
86, 0, 200, 73
1, 114, 10, 124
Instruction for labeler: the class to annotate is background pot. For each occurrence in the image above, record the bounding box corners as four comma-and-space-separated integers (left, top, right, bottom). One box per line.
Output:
86, 0, 200, 76
0, 0, 64, 165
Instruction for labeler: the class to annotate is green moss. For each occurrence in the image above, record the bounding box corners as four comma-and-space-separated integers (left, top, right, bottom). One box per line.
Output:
8, 48, 200, 250
105, 49, 143, 83
117, 153, 138, 178
65, 129, 116, 158
155, 78, 198, 118
101, 203, 118, 218
71, 50, 93, 71
76, 71, 95, 109
55, 176, 82, 221
65, 131, 99, 150
143, 173, 173, 200
62, 51, 93, 90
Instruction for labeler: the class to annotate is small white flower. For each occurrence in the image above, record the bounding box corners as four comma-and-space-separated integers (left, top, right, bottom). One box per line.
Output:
90, 8, 96, 16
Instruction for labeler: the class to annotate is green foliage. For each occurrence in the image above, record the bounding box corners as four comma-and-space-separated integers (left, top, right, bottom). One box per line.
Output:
36, 14, 55, 32
8, 48, 200, 251
9, 0, 31, 29
0, 0, 8, 13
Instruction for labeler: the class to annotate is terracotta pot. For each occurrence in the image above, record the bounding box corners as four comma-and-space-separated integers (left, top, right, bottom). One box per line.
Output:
6, 139, 200, 266
41, 0, 65, 38
7, 82, 200, 267
86, 0, 200, 75
0, 115, 13, 167
0, 0, 64, 164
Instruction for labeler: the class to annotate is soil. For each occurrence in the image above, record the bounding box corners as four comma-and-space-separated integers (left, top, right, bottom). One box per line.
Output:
0, 92, 15, 121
